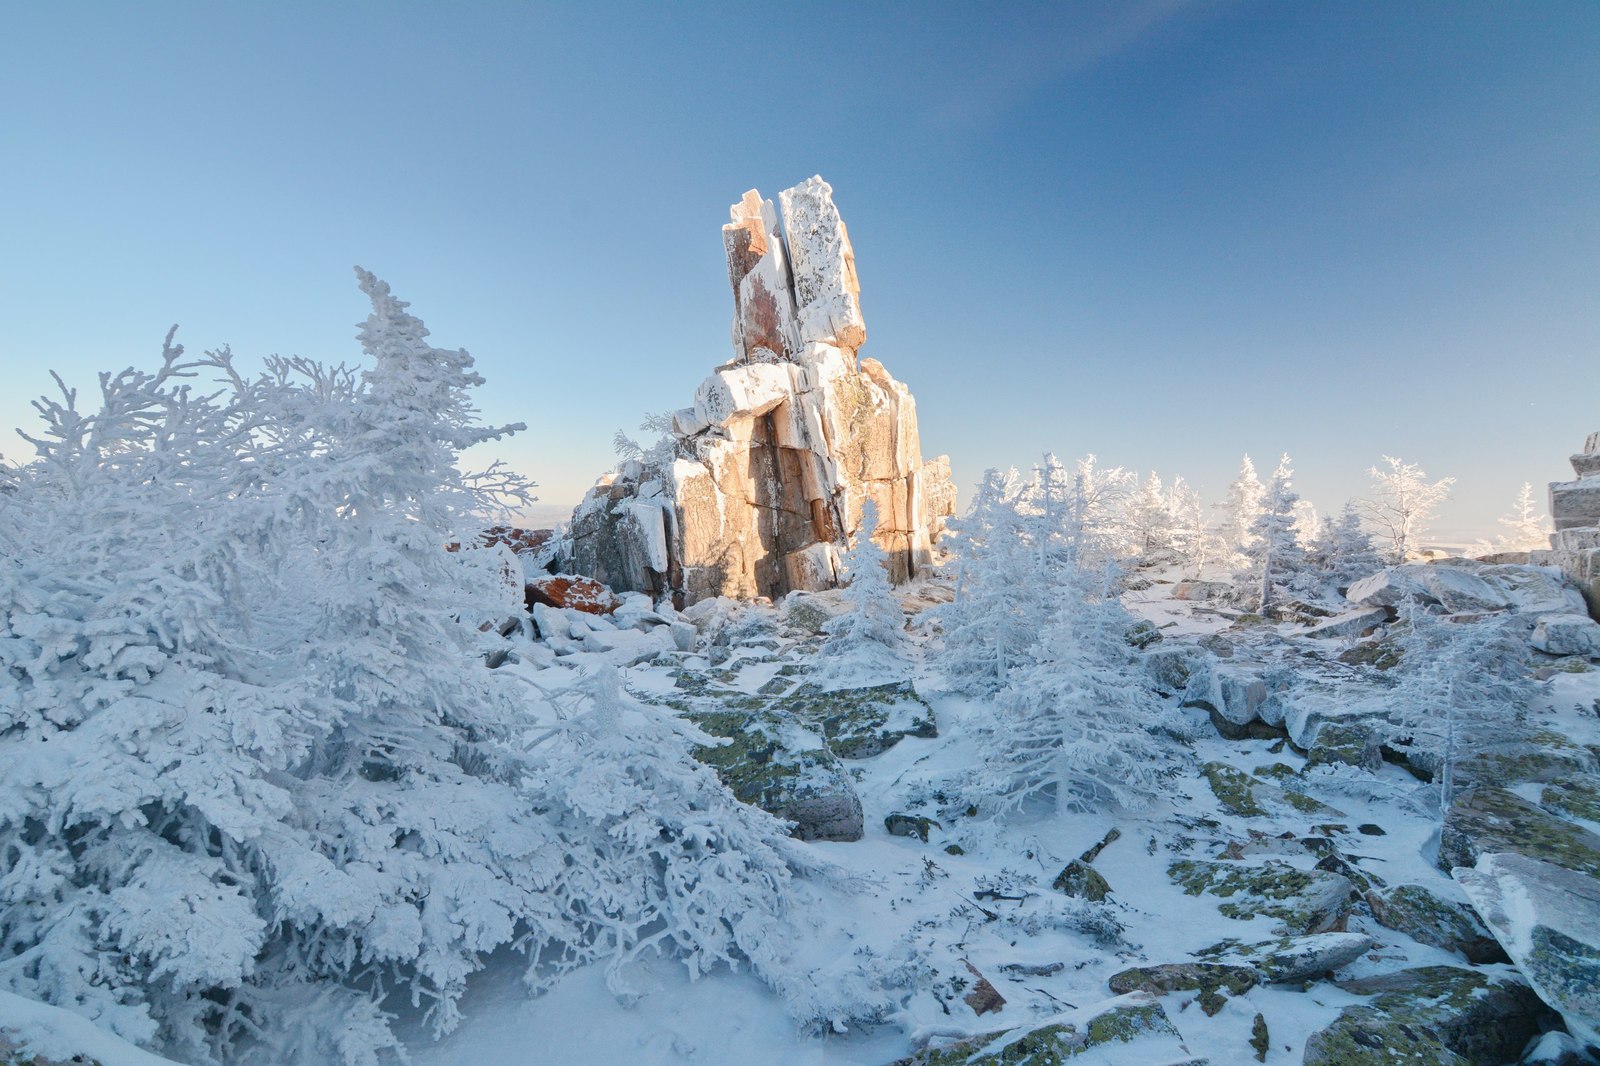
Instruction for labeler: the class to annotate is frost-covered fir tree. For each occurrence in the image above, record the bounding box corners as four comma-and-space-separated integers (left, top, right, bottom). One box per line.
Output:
969, 553, 1178, 815
1237, 454, 1305, 613
1216, 454, 1265, 568
822, 499, 904, 654
1128, 472, 1177, 559
1308, 502, 1386, 591
1069, 454, 1136, 568
940, 468, 1042, 692
1165, 476, 1214, 578
0, 273, 825, 1064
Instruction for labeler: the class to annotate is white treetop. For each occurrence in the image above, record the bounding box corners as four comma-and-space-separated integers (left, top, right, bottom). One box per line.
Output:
1360, 455, 1455, 564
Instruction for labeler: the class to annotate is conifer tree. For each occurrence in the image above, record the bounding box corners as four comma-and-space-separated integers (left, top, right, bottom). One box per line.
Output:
1216, 454, 1265, 568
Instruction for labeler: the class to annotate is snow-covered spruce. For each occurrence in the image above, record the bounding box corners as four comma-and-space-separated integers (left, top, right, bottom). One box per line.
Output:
0, 272, 833, 1064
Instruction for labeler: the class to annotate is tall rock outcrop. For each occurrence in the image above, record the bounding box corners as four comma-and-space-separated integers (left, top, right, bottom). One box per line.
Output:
570, 176, 955, 607
1547, 432, 1600, 618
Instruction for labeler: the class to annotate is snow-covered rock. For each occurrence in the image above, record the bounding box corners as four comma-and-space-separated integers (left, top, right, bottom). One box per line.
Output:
1347, 563, 1513, 613
1532, 613, 1600, 658
570, 176, 954, 607
1302, 605, 1391, 640
1304, 966, 1548, 1066
1366, 883, 1505, 963
1217, 931, 1373, 984
1455, 851, 1600, 1050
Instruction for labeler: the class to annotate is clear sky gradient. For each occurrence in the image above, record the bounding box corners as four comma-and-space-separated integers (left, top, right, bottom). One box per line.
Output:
3, 2, 1596, 540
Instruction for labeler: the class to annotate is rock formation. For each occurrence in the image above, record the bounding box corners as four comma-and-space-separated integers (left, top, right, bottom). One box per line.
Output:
570, 176, 955, 606
1546, 432, 1600, 617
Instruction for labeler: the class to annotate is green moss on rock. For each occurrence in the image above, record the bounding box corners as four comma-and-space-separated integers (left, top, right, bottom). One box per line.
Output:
1439, 787, 1600, 877
1303, 966, 1546, 1066
1541, 777, 1600, 825
1202, 762, 1268, 817
1168, 859, 1353, 935
1053, 859, 1111, 902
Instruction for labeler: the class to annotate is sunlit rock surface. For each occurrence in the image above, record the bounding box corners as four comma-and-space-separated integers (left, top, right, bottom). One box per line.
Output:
571, 176, 954, 607
1547, 432, 1600, 618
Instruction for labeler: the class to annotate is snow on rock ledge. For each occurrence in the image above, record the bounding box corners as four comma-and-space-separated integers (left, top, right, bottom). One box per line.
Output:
570, 177, 955, 607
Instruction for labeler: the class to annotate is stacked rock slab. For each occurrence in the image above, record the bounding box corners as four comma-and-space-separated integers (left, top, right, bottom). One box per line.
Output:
570, 176, 955, 607
1546, 432, 1600, 617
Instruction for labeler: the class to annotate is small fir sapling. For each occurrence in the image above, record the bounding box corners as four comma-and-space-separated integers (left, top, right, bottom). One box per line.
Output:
1308, 502, 1387, 591
822, 499, 904, 652
1492, 482, 1552, 553
970, 552, 1178, 815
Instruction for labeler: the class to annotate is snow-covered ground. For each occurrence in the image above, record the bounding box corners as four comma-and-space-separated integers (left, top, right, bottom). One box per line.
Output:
6, 565, 1598, 1065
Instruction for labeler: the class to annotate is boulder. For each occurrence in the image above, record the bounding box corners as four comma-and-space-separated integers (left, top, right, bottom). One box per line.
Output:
685, 708, 862, 842
1440, 787, 1600, 877
1542, 777, 1600, 824
1481, 564, 1587, 615
1107, 962, 1255, 1016
1213, 931, 1373, 983
1304, 966, 1548, 1065
525, 574, 621, 615
1167, 859, 1353, 935
570, 177, 955, 607
1533, 613, 1600, 657
1347, 563, 1513, 613
884, 813, 939, 843
1455, 851, 1600, 1050
1367, 883, 1507, 963
1304, 719, 1384, 772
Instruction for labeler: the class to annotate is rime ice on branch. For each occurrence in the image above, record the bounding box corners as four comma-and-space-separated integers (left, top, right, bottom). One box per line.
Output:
571, 176, 956, 607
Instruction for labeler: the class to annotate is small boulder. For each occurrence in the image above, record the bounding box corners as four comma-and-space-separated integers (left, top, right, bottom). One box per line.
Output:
1303, 606, 1393, 641
1215, 931, 1373, 984
1168, 859, 1354, 935
1304, 719, 1384, 772
884, 813, 939, 843
525, 573, 621, 615
885, 996, 1193, 1066
1052, 859, 1111, 902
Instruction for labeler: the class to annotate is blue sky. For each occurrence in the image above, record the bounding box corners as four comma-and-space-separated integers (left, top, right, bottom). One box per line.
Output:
3, 2, 1596, 539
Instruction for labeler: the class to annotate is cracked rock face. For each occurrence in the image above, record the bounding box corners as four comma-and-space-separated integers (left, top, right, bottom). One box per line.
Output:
571, 176, 955, 607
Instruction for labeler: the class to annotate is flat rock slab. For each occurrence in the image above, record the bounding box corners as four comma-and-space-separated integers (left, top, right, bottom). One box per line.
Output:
1347, 564, 1513, 613
1168, 859, 1353, 935
1440, 787, 1600, 877
774, 680, 936, 759
685, 707, 862, 841
1305, 966, 1547, 1065
1455, 851, 1600, 1049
